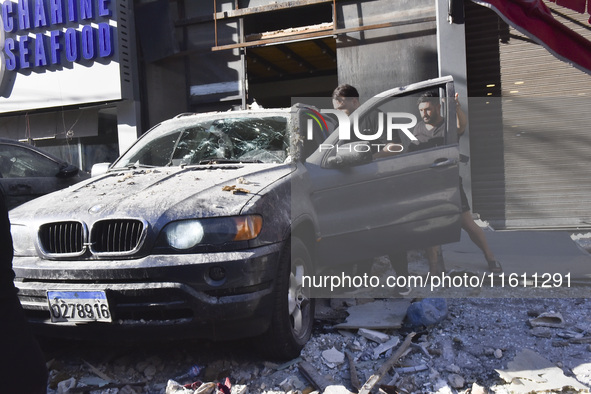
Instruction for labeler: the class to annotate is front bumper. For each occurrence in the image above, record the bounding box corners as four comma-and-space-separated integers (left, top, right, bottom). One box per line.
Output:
13, 243, 283, 341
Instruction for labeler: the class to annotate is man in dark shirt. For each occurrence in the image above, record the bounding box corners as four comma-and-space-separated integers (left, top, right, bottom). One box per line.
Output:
0, 192, 48, 393
412, 92, 502, 275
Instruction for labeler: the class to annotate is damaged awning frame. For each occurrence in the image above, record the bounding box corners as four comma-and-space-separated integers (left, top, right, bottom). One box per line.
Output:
470, 0, 591, 75
208, 0, 436, 51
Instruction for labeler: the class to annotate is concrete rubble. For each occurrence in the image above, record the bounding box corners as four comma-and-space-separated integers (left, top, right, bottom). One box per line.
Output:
39, 255, 591, 394
495, 348, 588, 393
41, 294, 591, 394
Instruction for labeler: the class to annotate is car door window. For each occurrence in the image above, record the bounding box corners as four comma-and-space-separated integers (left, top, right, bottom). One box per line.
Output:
344, 88, 457, 159
0, 145, 60, 178
304, 78, 462, 272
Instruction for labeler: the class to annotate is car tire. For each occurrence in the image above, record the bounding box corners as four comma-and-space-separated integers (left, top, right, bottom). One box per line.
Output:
264, 236, 315, 360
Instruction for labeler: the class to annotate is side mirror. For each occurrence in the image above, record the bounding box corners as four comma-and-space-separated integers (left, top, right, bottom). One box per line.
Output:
91, 162, 111, 177
325, 142, 373, 168
57, 164, 80, 178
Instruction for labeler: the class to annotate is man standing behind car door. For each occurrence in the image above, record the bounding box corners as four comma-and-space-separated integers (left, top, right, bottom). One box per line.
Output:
331, 84, 411, 295
410, 92, 502, 275
0, 192, 48, 393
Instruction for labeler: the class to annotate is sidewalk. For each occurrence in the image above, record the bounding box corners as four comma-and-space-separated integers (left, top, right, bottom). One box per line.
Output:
442, 229, 591, 281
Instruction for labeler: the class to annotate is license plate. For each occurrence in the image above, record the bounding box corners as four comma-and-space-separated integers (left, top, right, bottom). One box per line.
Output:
47, 291, 112, 323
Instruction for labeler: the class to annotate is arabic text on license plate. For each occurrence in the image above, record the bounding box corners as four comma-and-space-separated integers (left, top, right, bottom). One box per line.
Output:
47, 291, 112, 323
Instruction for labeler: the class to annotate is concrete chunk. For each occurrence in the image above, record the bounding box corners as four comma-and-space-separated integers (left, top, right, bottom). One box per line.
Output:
358, 328, 390, 343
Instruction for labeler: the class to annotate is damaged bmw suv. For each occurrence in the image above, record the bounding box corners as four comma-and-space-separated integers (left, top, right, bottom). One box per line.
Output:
10, 76, 463, 359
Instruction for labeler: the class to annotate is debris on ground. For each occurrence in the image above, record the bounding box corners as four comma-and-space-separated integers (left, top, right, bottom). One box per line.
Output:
494, 348, 588, 393
406, 298, 448, 327
529, 311, 566, 328
42, 253, 591, 393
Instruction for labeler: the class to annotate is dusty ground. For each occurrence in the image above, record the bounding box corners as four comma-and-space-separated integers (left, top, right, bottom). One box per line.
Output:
41, 253, 591, 394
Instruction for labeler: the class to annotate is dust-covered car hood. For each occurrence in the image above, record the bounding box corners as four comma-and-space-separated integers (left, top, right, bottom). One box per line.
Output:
9, 163, 293, 224
11, 107, 298, 225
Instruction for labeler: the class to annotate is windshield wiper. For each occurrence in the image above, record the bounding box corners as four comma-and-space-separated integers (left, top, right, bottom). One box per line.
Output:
112, 162, 156, 170
128, 163, 156, 169
197, 159, 262, 164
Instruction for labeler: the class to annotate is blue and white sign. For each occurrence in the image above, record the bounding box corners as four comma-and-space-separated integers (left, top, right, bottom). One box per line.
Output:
0, 0, 128, 113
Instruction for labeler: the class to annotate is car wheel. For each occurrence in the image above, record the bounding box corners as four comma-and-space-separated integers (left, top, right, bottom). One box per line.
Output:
265, 236, 315, 360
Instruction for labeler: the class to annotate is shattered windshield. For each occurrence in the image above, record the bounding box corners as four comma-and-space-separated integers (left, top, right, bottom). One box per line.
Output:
114, 115, 290, 168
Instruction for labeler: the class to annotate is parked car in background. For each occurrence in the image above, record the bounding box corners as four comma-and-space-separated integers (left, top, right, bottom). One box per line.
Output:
0, 138, 89, 210
9, 76, 462, 359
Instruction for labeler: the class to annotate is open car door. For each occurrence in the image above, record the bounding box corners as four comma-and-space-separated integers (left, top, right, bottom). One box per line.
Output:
302, 76, 463, 271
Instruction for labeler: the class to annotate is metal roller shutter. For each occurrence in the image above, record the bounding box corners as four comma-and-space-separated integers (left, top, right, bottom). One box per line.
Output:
466, 1, 591, 230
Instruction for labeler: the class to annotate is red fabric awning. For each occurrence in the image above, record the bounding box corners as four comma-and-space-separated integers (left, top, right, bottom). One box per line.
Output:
471, 0, 591, 74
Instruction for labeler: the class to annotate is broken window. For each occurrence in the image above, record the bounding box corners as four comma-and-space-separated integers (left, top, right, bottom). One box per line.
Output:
115, 115, 290, 168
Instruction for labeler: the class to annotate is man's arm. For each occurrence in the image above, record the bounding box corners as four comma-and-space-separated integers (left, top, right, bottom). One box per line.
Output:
456, 93, 467, 136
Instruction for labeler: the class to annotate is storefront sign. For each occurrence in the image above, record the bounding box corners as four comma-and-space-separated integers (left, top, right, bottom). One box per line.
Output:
0, 0, 125, 113
0, 15, 6, 89
1, 0, 113, 71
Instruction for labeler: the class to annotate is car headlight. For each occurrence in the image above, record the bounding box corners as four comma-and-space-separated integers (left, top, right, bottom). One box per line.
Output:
162, 215, 263, 250
11, 223, 37, 256
165, 220, 205, 249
